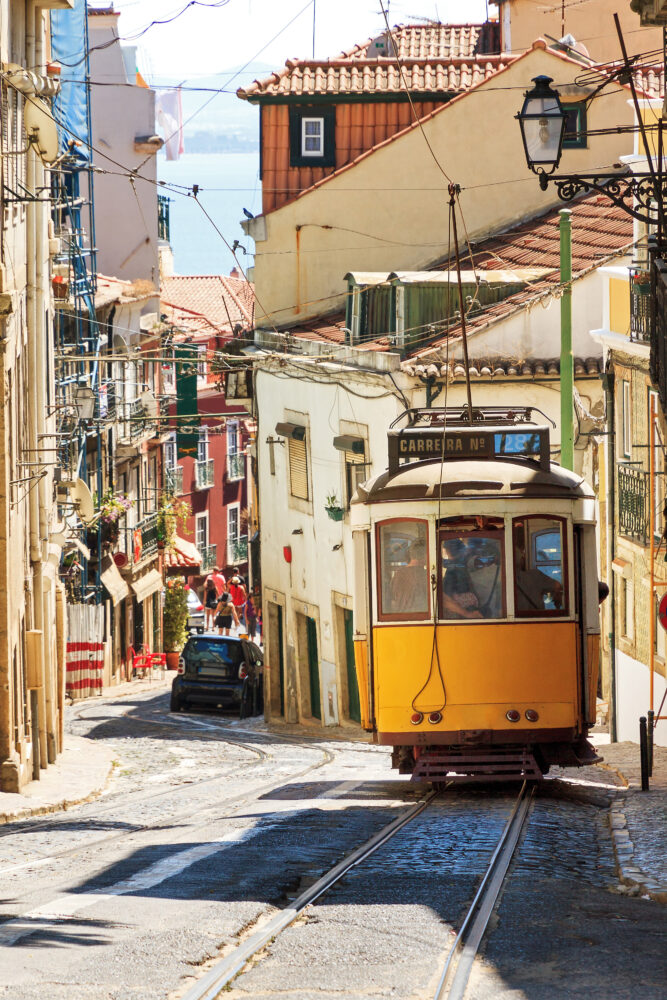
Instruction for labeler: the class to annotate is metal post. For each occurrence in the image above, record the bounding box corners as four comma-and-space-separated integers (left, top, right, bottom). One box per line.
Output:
647, 709, 655, 777
560, 209, 574, 470
639, 716, 650, 791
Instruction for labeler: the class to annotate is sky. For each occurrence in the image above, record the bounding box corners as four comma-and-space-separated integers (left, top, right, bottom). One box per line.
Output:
88, 0, 492, 81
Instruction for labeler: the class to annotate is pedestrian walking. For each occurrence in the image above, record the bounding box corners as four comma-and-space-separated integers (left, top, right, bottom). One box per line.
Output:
229, 574, 247, 629
214, 592, 239, 636
205, 566, 226, 599
204, 577, 218, 630
245, 594, 258, 640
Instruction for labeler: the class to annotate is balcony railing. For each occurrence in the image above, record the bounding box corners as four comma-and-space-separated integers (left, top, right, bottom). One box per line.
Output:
227, 534, 248, 565
94, 380, 117, 421
165, 466, 183, 495
618, 466, 648, 545
158, 194, 171, 243
630, 270, 651, 343
195, 458, 214, 489
121, 512, 160, 565
227, 451, 245, 481
200, 544, 217, 573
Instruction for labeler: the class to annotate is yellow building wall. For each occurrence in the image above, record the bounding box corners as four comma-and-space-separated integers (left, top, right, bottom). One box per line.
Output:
500, 0, 662, 63
609, 276, 631, 336
253, 45, 637, 327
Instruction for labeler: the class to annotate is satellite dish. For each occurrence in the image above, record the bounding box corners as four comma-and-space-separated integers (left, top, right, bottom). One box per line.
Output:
113, 551, 128, 568
24, 98, 59, 163
70, 478, 95, 525
140, 389, 158, 419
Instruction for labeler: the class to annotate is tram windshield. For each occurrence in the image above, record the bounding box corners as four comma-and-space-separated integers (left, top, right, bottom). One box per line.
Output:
513, 517, 567, 615
378, 520, 430, 619
439, 523, 505, 620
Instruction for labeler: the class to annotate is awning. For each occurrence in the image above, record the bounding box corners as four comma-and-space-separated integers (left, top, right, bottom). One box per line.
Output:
275, 421, 306, 440
131, 569, 163, 603
164, 535, 201, 569
333, 434, 365, 454
100, 557, 130, 606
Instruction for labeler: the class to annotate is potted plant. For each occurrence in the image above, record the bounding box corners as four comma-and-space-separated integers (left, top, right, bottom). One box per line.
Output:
325, 491, 345, 522
163, 577, 189, 669
157, 495, 192, 551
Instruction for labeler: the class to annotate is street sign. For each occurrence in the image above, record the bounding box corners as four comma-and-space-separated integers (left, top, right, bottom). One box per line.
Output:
658, 593, 667, 632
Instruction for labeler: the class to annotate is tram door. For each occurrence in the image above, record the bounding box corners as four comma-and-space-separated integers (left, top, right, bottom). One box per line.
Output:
344, 610, 361, 723
306, 616, 321, 720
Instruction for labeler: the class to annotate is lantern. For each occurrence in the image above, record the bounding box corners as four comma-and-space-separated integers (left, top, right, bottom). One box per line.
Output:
516, 75, 567, 186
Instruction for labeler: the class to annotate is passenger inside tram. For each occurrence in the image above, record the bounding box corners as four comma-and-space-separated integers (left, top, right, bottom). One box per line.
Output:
513, 519, 565, 614
440, 531, 503, 620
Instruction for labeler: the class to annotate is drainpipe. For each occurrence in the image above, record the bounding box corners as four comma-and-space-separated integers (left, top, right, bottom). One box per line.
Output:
295, 226, 301, 315
560, 209, 574, 470
603, 371, 617, 742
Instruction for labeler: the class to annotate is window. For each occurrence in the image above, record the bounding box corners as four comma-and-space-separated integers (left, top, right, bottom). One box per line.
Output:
289, 107, 335, 167
622, 380, 631, 458
377, 520, 430, 621
164, 436, 176, 470
195, 513, 208, 552
620, 576, 634, 640
197, 346, 207, 384
228, 504, 239, 543
562, 102, 587, 149
649, 390, 664, 539
346, 458, 371, 507
655, 595, 665, 660
227, 419, 239, 456
439, 520, 505, 620
198, 427, 209, 463
288, 434, 309, 501
301, 117, 323, 156
513, 517, 568, 617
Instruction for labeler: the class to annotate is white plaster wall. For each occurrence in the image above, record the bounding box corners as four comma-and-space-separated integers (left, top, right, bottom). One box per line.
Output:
616, 649, 667, 747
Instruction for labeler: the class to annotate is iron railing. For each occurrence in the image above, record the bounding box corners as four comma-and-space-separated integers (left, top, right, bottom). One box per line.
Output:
228, 534, 248, 564
618, 466, 648, 545
200, 544, 217, 572
122, 512, 160, 564
94, 380, 117, 420
227, 451, 245, 480
158, 194, 171, 243
630, 270, 651, 343
165, 466, 183, 495
195, 458, 214, 489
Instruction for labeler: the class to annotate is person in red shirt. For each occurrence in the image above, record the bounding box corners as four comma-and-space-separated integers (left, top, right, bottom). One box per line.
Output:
228, 574, 247, 628
205, 567, 226, 598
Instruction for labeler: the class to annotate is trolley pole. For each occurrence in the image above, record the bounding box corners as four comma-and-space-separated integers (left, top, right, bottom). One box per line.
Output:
560, 209, 574, 470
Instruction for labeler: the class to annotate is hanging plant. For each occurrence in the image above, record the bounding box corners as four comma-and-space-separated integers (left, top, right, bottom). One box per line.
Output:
95, 489, 133, 524
157, 495, 192, 549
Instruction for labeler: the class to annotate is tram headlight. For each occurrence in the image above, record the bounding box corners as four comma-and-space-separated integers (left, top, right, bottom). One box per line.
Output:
506, 709, 521, 723
525, 709, 539, 722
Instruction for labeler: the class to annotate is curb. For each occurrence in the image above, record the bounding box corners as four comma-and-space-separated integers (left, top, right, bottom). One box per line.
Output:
609, 795, 667, 904
0, 756, 115, 826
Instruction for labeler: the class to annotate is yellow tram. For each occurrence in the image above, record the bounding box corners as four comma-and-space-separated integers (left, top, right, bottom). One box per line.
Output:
350, 407, 602, 781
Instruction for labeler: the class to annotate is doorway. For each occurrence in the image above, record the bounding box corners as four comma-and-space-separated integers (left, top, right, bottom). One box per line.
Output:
344, 610, 361, 723
306, 616, 321, 720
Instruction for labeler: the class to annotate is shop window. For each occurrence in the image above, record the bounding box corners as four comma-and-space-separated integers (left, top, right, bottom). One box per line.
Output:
513, 517, 568, 616
377, 520, 429, 621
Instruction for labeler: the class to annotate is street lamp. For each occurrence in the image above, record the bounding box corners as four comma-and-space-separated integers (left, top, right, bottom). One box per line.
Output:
515, 76, 567, 189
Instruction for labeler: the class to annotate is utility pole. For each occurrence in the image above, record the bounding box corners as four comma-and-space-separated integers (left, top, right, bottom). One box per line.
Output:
560, 208, 574, 470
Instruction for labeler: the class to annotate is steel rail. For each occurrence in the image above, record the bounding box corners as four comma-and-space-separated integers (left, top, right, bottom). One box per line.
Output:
434, 781, 534, 1000
181, 790, 437, 1000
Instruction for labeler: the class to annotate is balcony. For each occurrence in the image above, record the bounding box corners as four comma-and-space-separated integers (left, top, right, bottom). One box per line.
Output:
165, 466, 183, 495
630, 270, 651, 343
227, 451, 245, 481
200, 544, 217, 573
195, 458, 215, 489
618, 466, 648, 545
122, 512, 160, 565
94, 380, 117, 421
228, 534, 248, 565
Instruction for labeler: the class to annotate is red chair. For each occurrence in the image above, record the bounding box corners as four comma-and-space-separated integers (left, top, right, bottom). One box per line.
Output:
127, 646, 152, 679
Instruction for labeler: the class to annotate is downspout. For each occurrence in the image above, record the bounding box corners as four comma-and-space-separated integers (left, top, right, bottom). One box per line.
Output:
295, 226, 301, 316
604, 371, 617, 742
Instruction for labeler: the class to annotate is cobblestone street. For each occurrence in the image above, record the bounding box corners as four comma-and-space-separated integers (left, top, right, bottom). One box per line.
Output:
0, 688, 665, 1000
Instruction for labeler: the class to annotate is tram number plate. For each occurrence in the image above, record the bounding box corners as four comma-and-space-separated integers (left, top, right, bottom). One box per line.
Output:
395, 431, 492, 459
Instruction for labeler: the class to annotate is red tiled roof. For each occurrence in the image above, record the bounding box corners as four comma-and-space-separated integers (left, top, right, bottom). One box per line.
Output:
238, 22, 506, 100
161, 274, 255, 336
164, 536, 201, 570
286, 191, 633, 358
403, 356, 603, 379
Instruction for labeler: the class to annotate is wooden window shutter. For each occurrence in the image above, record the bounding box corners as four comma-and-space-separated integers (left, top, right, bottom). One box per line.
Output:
288, 435, 309, 500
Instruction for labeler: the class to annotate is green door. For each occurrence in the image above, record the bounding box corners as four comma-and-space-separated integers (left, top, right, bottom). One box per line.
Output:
306, 616, 321, 720
277, 605, 285, 717
344, 610, 361, 723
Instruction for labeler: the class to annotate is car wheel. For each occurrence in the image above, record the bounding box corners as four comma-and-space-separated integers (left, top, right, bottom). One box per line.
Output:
170, 693, 183, 712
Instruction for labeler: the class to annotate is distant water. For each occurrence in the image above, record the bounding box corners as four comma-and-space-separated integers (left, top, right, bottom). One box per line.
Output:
157, 152, 260, 276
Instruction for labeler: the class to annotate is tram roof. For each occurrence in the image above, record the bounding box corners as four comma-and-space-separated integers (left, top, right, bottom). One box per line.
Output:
354, 457, 593, 504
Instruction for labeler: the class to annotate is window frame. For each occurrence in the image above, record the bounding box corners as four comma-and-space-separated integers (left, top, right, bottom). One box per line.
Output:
288, 107, 336, 167
375, 517, 431, 623
197, 426, 209, 463
437, 527, 507, 622
195, 512, 209, 552
622, 380, 632, 458
561, 102, 587, 149
301, 116, 324, 157
512, 515, 570, 619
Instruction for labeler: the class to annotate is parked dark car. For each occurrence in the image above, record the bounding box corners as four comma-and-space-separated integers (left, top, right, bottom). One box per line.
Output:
170, 634, 263, 717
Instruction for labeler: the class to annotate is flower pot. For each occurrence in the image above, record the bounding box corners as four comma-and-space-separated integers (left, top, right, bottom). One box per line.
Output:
165, 651, 180, 671
326, 506, 345, 522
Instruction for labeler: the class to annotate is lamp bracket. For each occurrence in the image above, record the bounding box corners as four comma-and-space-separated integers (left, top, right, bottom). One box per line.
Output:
543, 171, 667, 226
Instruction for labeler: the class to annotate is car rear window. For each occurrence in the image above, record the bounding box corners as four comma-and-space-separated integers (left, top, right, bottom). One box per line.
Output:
183, 638, 243, 675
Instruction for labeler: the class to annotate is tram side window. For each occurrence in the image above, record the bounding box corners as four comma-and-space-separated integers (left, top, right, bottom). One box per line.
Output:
378, 520, 429, 619
513, 518, 567, 616
440, 531, 505, 620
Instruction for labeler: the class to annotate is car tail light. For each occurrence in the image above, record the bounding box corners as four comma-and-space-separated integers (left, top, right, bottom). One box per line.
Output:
525, 709, 539, 722
506, 709, 520, 723
410, 712, 424, 725
196, 603, 203, 612
238, 665, 248, 680
177, 657, 185, 675
428, 711, 442, 725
